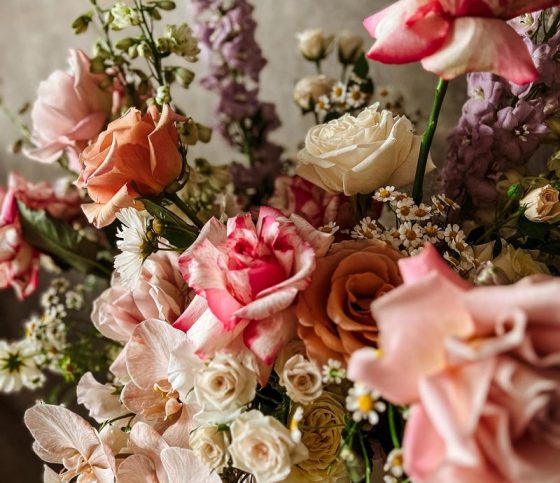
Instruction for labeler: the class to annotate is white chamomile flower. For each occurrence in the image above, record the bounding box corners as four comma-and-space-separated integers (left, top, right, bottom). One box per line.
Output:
319, 221, 339, 235
40, 287, 59, 309
373, 186, 398, 202
114, 208, 153, 290
65, 290, 84, 311
330, 82, 347, 103
406, 246, 424, 257
315, 95, 331, 115
411, 203, 432, 221
443, 224, 466, 243
423, 222, 444, 244
321, 359, 346, 384
384, 448, 405, 479
0, 339, 44, 393
431, 193, 460, 215
290, 406, 304, 443
346, 383, 386, 425
398, 222, 423, 248
347, 84, 366, 108
394, 199, 415, 221
382, 227, 402, 249
351, 218, 379, 240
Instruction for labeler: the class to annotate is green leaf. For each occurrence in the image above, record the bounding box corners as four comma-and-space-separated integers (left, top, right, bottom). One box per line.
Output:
17, 202, 110, 278
517, 216, 551, 242
352, 53, 369, 79
141, 198, 187, 226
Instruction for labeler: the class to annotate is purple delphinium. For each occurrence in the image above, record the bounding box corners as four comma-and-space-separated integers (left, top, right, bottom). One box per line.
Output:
193, 0, 283, 202
442, 14, 558, 209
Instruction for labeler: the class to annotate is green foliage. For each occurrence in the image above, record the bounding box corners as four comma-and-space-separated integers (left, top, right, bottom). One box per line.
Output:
352, 53, 369, 80
517, 215, 552, 242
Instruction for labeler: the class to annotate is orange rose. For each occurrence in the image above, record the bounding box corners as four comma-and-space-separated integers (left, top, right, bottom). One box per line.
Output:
296, 240, 402, 365
76, 104, 186, 227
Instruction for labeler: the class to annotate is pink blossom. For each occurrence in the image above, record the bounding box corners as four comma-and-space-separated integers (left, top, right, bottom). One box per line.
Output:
363, 0, 559, 84
348, 244, 560, 482
27, 49, 113, 171
175, 207, 331, 380
268, 175, 353, 229
92, 250, 189, 343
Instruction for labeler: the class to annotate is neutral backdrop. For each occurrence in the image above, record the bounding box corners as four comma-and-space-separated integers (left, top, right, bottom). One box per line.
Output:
0, 1, 466, 480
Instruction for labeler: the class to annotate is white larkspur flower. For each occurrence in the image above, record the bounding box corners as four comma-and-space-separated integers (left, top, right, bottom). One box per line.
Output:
347, 84, 366, 108
321, 359, 346, 384
315, 94, 331, 115
384, 448, 405, 479
0, 339, 44, 393
290, 406, 304, 443
331, 82, 347, 103
346, 383, 386, 425
373, 186, 398, 202
114, 208, 153, 290
398, 222, 423, 248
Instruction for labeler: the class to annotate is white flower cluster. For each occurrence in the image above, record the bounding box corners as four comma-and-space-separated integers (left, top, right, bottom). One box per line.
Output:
349, 187, 475, 273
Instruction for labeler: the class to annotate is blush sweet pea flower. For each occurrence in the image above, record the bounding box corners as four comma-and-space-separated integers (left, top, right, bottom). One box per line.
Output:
363, 0, 559, 84
27, 49, 113, 171
76, 104, 186, 228
348, 244, 560, 482
175, 207, 332, 380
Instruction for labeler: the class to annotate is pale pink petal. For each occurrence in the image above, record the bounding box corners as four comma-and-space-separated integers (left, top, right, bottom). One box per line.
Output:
234, 287, 299, 321
77, 372, 126, 423
168, 338, 205, 401
128, 422, 169, 483
161, 448, 221, 483
43, 466, 63, 483
116, 454, 158, 483
162, 405, 197, 448
80, 184, 137, 228
289, 214, 334, 257
173, 295, 209, 332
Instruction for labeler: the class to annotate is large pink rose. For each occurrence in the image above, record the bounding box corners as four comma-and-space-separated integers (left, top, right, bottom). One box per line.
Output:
175, 207, 332, 374
0, 189, 39, 300
92, 251, 189, 343
363, 0, 558, 84
27, 49, 113, 171
268, 175, 353, 229
349, 244, 560, 482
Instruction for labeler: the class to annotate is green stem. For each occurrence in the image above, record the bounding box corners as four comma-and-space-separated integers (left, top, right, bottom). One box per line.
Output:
357, 428, 372, 483
167, 192, 204, 230
412, 78, 449, 204
388, 404, 401, 449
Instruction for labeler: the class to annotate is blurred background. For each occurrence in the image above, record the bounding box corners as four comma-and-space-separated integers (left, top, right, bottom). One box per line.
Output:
0, 0, 466, 480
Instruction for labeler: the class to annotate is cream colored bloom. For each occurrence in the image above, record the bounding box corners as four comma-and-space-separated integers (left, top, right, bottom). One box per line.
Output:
294, 75, 336, 110
297, 29, 334, 61
189, 425, 230, 472
521, 184, 560, 223
297, 104, 433, 195
492, 244, 549, 283
337, 31, 364, 64
192, 353, 257, 424
229, 410, 308, 483
279, 354, 323, 405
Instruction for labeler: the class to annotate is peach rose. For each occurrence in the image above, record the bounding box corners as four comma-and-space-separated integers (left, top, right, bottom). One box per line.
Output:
27, 49, 113, 171
521, 184, 560, 223
76, 104, 186, 227
296, 239, 402, 365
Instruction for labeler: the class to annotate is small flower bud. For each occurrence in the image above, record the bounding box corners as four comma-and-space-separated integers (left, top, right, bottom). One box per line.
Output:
72, 13, 93, 34
89, 57, 107, 74
155, 85, 171, 105
175, 67, 195, 88
115, 37, 137, 50
152, 218, 165, 235
507, 183, 523, 200
297, 29, 334, 62
156, 37, 173, 55
337, 31, 364, 65
156, 0, 176, 10
110, 2, 140, 30
196, 123, 212, 143
9, 139, 23, 154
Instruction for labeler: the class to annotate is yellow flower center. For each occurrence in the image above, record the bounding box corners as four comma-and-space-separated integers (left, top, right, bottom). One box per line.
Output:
405, 230, 417, 241
357, 394, 373, 413
379, 190, 391, 198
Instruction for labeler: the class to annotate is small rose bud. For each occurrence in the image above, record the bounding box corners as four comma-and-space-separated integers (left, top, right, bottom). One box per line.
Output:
520, 184, 560, 223
507, 183, 523, 200
297, 29, 334, 61
337, 31, 364, 65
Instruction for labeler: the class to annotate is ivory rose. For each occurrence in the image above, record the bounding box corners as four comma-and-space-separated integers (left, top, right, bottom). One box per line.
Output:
76, 104, 186, 227
91, 250, 189, 343
189, 425, 230, 472
297, 29, 334, 61
293, 75, 335, 111
27, 49, 113, 171
297, 239, 402, 365
348, 244, 560, 483
363, 0, 559, 84
521, 184, 560, 223
296, 104, 433, 195
174, 207, 332, 377
278, 354, 323, 405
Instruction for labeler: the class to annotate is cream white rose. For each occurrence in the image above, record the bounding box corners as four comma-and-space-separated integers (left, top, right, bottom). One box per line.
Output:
293, 75, 335, 110
278, 354, 322, 405
297, 29, 334, 61
296, 104, 434, 195
191, 353, 257, 424
189, 425, 230, 472
521, 184, 560, 223
337, 31, 364, 64
229, 410, 308, 483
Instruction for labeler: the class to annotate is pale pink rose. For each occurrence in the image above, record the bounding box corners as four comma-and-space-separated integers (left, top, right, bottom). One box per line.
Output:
0, 188, 39, 300
268, 175, 353, 229
363, 0, 558, 84
27, 49, 113, 171
24, 404, 116, 482
92, 250, 189, 343
175, 207, 332, 378
348, 244, 560, 483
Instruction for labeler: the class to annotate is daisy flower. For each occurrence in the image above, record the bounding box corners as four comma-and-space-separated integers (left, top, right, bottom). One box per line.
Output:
290, 406, 304, 443
315, 95, 331, 116
321, 359, 346, 384
431, 193, 460, 215
373, 186, 398, 203
346, 383, 386, 425
0, 339, 44, 393
423, 222, 444, 243
382, 227, 402, 249
410, 203, 432, 221
330, 82, 347, 103
398, 222, 423, 248
347, 84, 366, 108
318, 221, 339, 235
443, 223, 466, 244
114, 208, 153, 289
394, 199, 414, 221
384, 448, 405, 479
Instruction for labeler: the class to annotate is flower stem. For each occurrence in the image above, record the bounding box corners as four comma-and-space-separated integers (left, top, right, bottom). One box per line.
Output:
412, 78, 449, 205
167, 192, 204, 230
388, 404, 400, 449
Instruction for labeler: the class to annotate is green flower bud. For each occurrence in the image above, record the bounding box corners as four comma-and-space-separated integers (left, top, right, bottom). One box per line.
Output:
148, 7, 162, 20
507, 183, 523, 200
156, 1, 176, 10
175, 67, 195, 88
72, 13, 93, 34
128, 45, 139, 59
155, 85, 171, 105
196, 123, 212, 143
156, 37, 173, 55
115, 37, 137, 50
89, 57, 107, 74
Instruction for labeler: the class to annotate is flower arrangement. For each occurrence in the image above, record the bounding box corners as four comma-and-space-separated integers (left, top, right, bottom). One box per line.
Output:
1, 1, 560, 482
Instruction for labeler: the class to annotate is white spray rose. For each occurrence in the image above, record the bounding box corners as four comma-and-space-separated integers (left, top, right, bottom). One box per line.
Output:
337, 31, 364, 64
229, 410, 308, 483
296, 104, 434, 195
189, 425, 230, 472
521, 184, 560, 223
293, 75, 336, 110
279, 355, 322, 405
297, 29, 334, 61
191, 353, 257, 424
